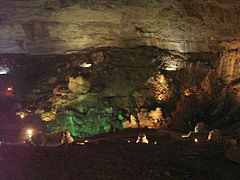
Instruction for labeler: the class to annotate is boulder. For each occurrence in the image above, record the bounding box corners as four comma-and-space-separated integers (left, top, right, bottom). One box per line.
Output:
68, 76, 90, 94
208, 129, 222, 142
224, 138, 238, 148
144, 107, 164, 129
148, 107, 162, 122
123, 115, 138, 128
158, 130, 181, 141
32, 132, 63, 147
61, 130, 74, 144
224, 139, 240, 164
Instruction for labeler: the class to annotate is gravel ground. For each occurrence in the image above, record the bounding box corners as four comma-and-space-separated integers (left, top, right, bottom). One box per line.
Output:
0, 129, 239, 180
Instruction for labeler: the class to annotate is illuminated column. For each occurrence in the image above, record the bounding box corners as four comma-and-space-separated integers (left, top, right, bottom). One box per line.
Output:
219, 41, 240, 83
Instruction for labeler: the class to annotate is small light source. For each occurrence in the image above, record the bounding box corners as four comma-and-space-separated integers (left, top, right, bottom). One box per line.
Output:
181, 133, 190, 138
154, 141, 157, 145
16, 112, 27, 119
128, 140, 131, 143
27, 129, 33, 139
0, 66, 10, 75
194, 138, 198, 143
184, 89, 191, 97
136, 134, 149, 144
80, 62, 92, 68
5, 86, 13, 96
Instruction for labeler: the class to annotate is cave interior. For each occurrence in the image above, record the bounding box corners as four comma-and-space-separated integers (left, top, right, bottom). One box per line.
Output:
1, 0, 240, 179
0, 0, 240, 141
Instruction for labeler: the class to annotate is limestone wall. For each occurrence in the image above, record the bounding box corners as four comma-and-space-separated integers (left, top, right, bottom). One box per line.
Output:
218, 49, 240, 83
0, 0, 240, 54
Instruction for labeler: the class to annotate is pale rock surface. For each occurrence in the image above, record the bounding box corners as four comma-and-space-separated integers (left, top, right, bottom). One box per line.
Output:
61, 130, 74, 144
217, 43, 240, 104
217, 49, 240, 83
123, 115, 139, 128
68, 76, 91, 94
0, 0, 240, 54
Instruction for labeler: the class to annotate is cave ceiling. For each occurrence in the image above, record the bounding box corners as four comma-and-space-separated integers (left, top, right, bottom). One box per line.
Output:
0, 0, 240, 54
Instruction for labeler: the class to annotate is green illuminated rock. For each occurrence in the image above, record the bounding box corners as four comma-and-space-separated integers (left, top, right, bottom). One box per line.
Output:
48, 106, 124, 138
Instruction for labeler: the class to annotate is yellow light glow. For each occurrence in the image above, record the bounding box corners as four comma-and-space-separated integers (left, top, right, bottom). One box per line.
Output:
184, 89, 191, 96
194, 138, 198, 143
136, 134, 149, 144
128, 140, 131, 143
181, 133, 190, 138
16, 112, 27, 119
5, 86, 14, 96
154, 141, 157, 145
26, 129, 33, 138
27, 129, 33, 135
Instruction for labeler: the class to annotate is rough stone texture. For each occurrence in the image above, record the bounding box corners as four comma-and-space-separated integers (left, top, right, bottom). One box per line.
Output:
208, 129, 222, 142
68, 76, 91, 94
217, 43, 240, 106
3, 46, 240, 137
217, 49, 240, 83
0, 0, 240, 54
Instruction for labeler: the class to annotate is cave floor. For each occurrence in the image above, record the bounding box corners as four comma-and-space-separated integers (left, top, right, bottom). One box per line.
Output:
0, 129, 239, 180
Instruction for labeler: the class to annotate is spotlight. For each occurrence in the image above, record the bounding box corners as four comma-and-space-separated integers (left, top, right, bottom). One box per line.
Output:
194, 138, 198, 143
26, 129, 33, 139
136, 134, 149, 144
5, 86, 13, 96
80, 62, 92, 68
77, 142, 85, 145
0, 66, 10, 75
16, 112, 27, 119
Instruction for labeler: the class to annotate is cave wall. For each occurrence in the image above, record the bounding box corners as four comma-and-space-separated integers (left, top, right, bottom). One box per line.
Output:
1, 44, 240, 136
0, 47, 221, 136
0, 0, 240, 54
1, 0, 240, 137
170, 43, 240, 130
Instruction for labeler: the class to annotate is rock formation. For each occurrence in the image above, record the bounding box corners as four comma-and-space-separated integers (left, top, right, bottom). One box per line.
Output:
0, 0, 240, 54
0, 0, 240, 139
